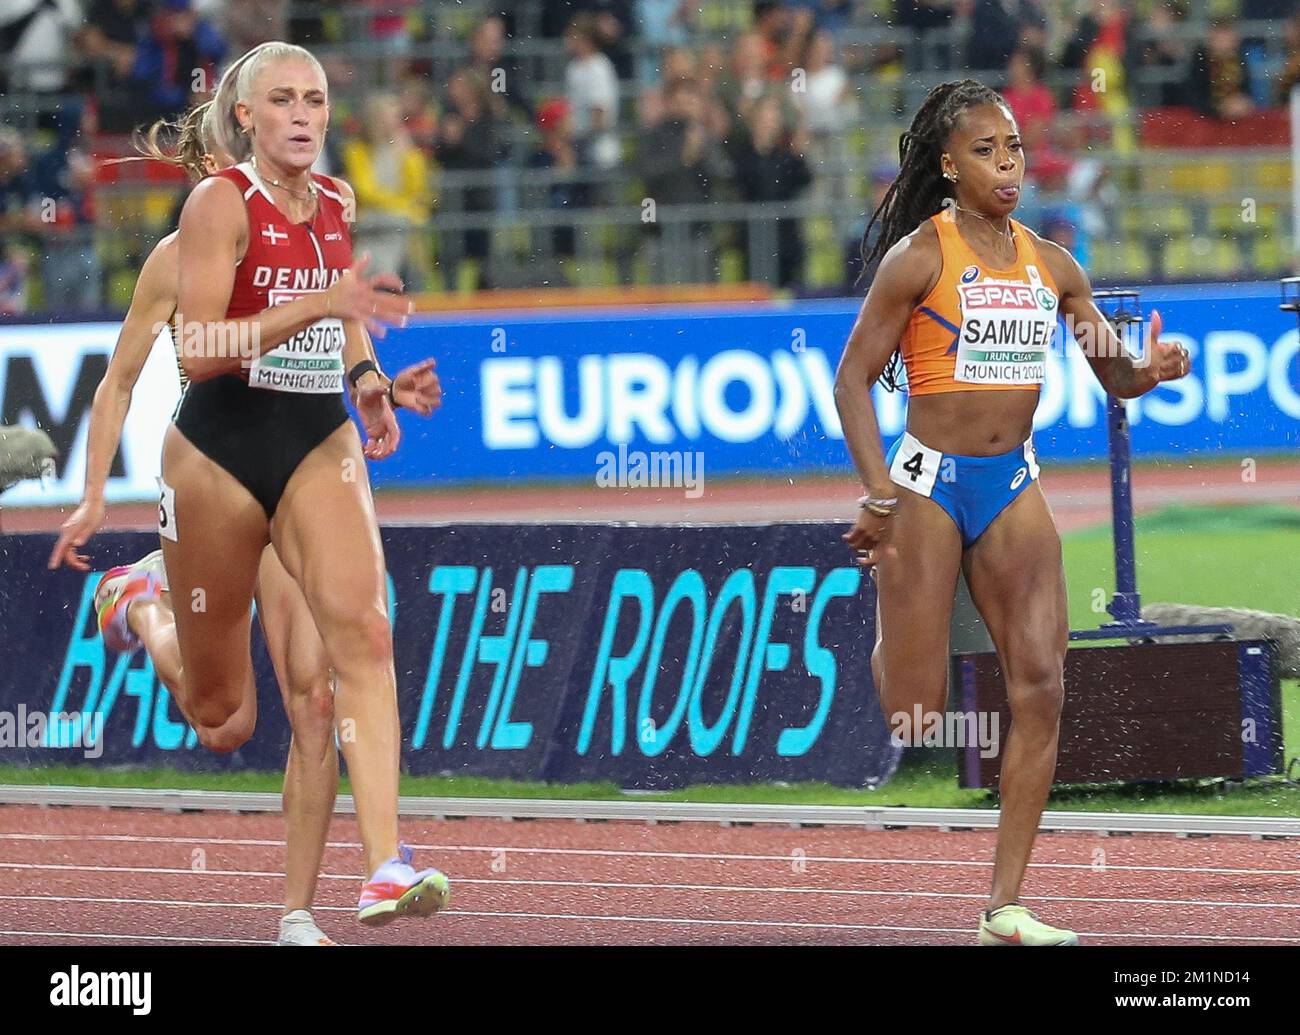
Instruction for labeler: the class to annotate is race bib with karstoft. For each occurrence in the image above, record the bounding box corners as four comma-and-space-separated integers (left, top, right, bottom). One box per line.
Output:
247, 288, 346, 394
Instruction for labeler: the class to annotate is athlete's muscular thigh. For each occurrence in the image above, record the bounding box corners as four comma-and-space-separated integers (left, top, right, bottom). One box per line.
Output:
962, 483, 1067, 701
269, 422, 388, 644
160, 424, 269, 716
875, 489, 964, 718
255, 543, 332, 711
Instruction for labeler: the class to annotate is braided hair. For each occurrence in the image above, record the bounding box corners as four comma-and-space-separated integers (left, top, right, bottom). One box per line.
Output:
858, 79, 1008, 390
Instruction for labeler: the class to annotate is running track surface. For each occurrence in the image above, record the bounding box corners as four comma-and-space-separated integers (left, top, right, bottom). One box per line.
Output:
0, 805, 1296, 946
5, 463, 1298, 946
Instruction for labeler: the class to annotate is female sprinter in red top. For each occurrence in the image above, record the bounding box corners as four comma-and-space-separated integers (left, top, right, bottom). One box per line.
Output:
147, 41, 442, 926
47, 90, 443, 943
835, 80, 1190, 946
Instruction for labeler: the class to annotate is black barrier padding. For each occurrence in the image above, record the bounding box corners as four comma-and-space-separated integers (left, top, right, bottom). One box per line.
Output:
1, 524, 902, 789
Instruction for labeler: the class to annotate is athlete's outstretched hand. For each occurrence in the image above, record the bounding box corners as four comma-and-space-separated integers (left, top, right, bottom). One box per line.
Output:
324, 253, 413, 338
48, 496, 106, 571
1145, 309, 1190, 382
391, 358, 441, 417
357, 379, 401, 460
842, 507, 893, 568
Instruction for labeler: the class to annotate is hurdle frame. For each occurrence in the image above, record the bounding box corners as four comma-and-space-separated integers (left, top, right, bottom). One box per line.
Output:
1068, 289, 1232, 642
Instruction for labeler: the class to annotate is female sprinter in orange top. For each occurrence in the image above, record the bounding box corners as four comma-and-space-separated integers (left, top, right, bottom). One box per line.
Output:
47, 93, 443, 943
120, 40, 443, 927
835, 80, 1190, 946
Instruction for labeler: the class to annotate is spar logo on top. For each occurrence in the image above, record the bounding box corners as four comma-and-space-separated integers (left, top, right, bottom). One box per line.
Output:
952, 262, 1058, 386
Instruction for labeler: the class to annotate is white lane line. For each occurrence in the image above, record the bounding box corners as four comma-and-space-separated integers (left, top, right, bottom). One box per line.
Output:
0, 929, 267, 945
1, 833, 1296, 877
4, 876, 1299, 915
4, 905, 1294, 944
7, 881, 1300, 912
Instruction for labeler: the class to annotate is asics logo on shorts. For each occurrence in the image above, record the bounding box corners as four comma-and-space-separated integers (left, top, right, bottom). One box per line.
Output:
1009, 467, 1028, 490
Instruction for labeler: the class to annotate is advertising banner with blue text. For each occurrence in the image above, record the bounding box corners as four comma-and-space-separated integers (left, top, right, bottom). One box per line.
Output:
0, 524, 900, 789
3, 283, 1294, 505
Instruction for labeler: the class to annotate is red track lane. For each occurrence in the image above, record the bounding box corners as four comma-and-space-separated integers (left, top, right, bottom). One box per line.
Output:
0, 806, 1296, 946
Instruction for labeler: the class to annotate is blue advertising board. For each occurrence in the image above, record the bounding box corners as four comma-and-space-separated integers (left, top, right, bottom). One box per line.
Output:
1, 283, 1295, 507
371, 283, 1299, 489
0, 524, 901, 789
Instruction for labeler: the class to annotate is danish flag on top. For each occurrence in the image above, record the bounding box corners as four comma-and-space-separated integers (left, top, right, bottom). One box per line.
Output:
260, 224, 289, 246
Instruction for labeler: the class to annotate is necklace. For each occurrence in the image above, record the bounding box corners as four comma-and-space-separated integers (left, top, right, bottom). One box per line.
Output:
955, 205, 1014, 246
250, 155, 318, 202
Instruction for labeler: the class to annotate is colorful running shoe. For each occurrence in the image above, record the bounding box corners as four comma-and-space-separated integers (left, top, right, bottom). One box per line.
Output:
978, 903, 1079, 946
94, 557, 163, 654
357, 843, 450, 927
278, 909, 337, 946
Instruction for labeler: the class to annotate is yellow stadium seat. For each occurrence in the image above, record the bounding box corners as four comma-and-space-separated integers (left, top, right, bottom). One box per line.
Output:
1120, 204, 1192, 238
1253, 234, 1287, 272
1168, 159, 1233, 195
1254, 158, 1291, 190
1139, 162, 1176, 194
1254, 204, 1281, 233
1161, 235, 1225, 279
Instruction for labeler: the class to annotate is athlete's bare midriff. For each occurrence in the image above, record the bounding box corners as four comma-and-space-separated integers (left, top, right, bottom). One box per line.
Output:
905, 388, 1038, 456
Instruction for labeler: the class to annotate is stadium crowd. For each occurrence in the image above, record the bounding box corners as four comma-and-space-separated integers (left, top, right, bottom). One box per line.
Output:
1, 0, 1298, 310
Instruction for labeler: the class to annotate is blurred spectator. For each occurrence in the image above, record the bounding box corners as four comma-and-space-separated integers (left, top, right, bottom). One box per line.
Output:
696, 40, 727, 95
893, 0, 954, 32
792, 29, 852, 136
791, 29, 853, 199
1041, 209, 1082, 263
467, 14, 533, 123
639, 76, 731, 281
1129, 1, 1189, 108
342, 92, 432, 290
748, 1, 803, 81
786, 0, 852, 36
721, 32, 770, 122
892, 0, 956, 72
527, 98, 592, 262
221, 0, 289, 56
0, 0, 82, 93
730, 95, 812, 287
565, 13, 622, 170
365, 0, 417, 68
1001, 45, 1054, 152
0, 129, 37, 235
967, 0, 1046, 73
79, 0, 155, 133
1188, 20, 1254, 120
398, 75, 440, 155
1275, 13, 1300, 103
0, 239, 31, 315
844, 160, 898, 291
31, 101, 101, 310
1242, 0, 1297, 16
435, 69, 509, 288
544, 1, 635, 78
637, 0, 693, 68
131, 0, 226, 122
639, 47, 696, 127
1061, 0, 1133, 148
